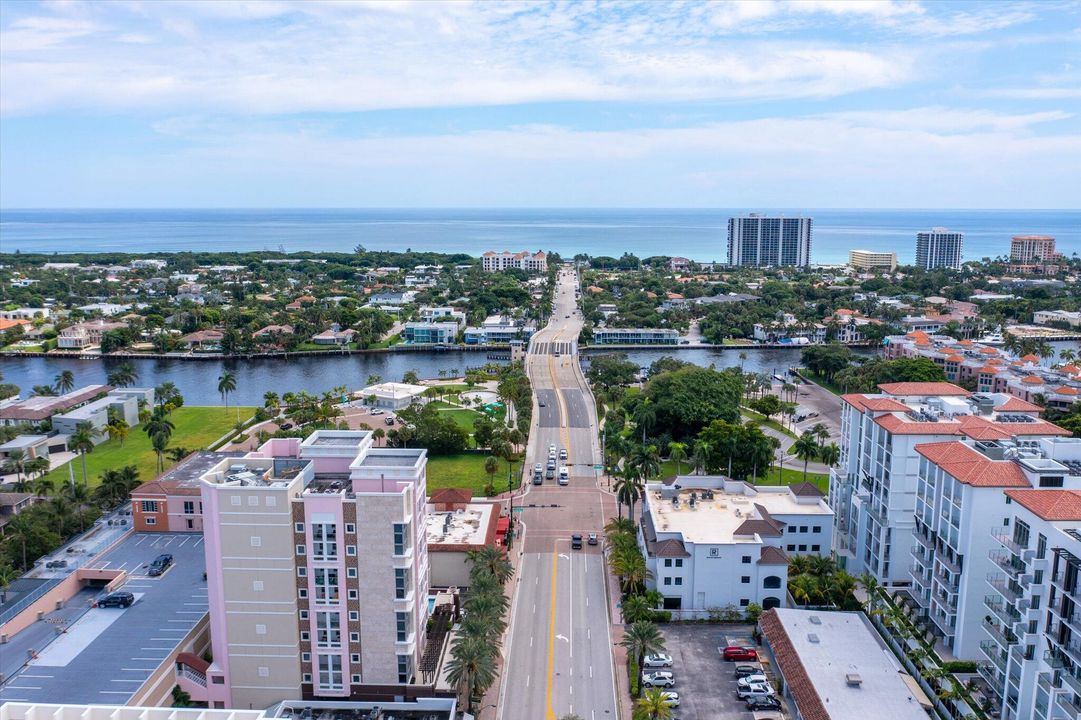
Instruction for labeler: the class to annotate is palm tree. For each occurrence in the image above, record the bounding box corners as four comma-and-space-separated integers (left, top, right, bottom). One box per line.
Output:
483, 455, 499, 491
32, 475, 54, 498
3, 448, 27, 489
738, 351, 747, 371
793, 431, 821, 484
467, 546, 513, 585
263, 391, 280, 410
106, 416, 130, 446
218, 371, 238, 418
818, 442, 840, 468
634, 689, 675, 720
372, 427, 386, 446
622, 594, 653, 623
444, 636, 497, 713
106, 361, 138, 388
70, 421, 98, 486
667, 441, 687, 477
788, 574, 818, 606
621, 621, 666, 695
691, 439, 710, 475
54, 370, 75, 394
629, 444, 661, 486
151, 430, 170, 473
633, 401, 656, 442
155, 381, 180, 407
144, 406, 175, 444
859, 572, 882, 616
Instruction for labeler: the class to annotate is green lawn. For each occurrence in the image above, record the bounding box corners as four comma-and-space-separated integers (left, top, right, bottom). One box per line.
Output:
370, 333, 402, 349
46, 406, 256, 489
796, 369, 845, 396
755, 465, 830, 493
429, 400, 483, 434
741, 408, 798, 438
426, 453, 520, 496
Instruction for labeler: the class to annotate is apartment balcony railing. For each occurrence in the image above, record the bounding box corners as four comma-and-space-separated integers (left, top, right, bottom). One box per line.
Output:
866, 504, 889, 528
1055, 691, 1081, 718
1044, 647, 1068, 669
984, 596, 1022, 627
991, 530, 1027, 555
977, 662, 1003, 695
913, 531, 935, 551
178, 666, 207, 688
990, 550, 1026, 579
937, 552, 962, 575
982, 618, 1018, 648
980, 641, 1008, 673
1060, 669, 1081, 696
987, 574, 1023, 604
911, 543, 928, 562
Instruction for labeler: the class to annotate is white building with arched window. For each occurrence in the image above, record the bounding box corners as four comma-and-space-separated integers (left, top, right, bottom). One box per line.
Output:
638, 478, 833, 618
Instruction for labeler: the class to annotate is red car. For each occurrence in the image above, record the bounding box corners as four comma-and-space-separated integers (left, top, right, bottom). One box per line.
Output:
723, 646, 758, 661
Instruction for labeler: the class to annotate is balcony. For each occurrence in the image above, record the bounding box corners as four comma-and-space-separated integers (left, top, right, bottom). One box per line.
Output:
977, 662, 1003, 695
985, 596, 1022, 627
913, 531, 935, 551
1045, 647, 1068, 669
937, 552, 962, 575
1055, 692, 1081, 718
990, 550, 1026, 579
982, 618, 1018, 648
987, 574, 1023, 604
1060, 669, 1081, 695
992, 530, 1027, 555
866, 504, 889, 527
980, 641, 1008, 673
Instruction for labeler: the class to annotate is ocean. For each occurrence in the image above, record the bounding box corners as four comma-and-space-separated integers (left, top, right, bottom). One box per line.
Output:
1, 208, 1078, 265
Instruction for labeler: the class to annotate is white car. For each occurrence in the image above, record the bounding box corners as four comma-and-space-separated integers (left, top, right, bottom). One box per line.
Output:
559, 448, 568, 460
641, 671, 675, 688
370, 409, 384, 415
642, 654, 673, 668
737, 674, 768, 687
659, 691, 680, 707
736, 683, 775, 699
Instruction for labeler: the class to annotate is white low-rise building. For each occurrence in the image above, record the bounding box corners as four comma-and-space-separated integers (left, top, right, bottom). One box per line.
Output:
639, 477, 832, 616
357, 382, 428, 410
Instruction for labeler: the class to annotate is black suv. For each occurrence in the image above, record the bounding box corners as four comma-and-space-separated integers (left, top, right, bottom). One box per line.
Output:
148, 553, 173, 576
571, 534, 583, 550
745, 696, 781, 711
98, 591, 134, 608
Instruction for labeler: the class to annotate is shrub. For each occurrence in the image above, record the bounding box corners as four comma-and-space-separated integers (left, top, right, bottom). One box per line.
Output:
941, 660, 978, 673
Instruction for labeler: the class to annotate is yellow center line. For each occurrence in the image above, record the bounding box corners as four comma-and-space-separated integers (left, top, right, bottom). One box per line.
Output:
546, 548, 559, 720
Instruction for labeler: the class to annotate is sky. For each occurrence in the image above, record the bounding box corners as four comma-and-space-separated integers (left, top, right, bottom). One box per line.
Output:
0, 0, 1079, 209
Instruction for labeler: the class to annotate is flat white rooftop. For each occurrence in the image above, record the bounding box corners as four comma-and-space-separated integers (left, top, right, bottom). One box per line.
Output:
764, 609, 929, 720
425, 503, 495, 547
647, 484, 830, 545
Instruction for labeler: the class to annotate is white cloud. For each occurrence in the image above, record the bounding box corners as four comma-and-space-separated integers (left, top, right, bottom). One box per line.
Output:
0, 0, 1014, 116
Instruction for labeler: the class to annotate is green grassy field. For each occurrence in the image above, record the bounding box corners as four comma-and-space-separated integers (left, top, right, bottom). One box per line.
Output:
426, 453, 520, 496
658, 457, 828, 492
429, 400, 483, 434
45, 406, 256, 489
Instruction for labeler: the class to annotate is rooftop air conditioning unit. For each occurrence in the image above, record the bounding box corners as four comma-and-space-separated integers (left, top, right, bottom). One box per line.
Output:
846, 673, 863, 686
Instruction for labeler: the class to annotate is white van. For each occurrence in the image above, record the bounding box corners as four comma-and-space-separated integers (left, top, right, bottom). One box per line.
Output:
558, 467, 569, 485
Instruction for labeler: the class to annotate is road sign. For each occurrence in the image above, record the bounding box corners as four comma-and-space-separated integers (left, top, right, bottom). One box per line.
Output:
512, 507, 525, 513
593, 464, 603, 470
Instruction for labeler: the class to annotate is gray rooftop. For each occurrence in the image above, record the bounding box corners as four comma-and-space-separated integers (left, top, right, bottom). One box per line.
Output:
309, 435, 368, 447
766, 608, 928, 720
0, 435, 48, 451
356, 450, 424, 468
156, 451, 244, 488
0, 532, 207, 705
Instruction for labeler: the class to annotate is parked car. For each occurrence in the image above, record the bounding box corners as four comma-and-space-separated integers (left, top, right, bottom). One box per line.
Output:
736, 683, 775, 699
571, 534, 583, 550
45, 559, 68, 569
148, 553, 173, 576
98, 591, 134, 608
659, 692, 680, 707
587, 533, 598, 545
384, 416, 395, 425
737, 674, 769, 687
723, 646, 758, 661
745, 696, 782, 711
369, 409, 384, 415
280, 422, 294, 430
733, 664, 762, 678
641, 671, 675, 688
642, 654, 673, 668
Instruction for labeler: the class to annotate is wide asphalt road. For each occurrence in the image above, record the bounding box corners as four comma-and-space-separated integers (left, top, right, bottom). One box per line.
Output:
498, 266, 619, 720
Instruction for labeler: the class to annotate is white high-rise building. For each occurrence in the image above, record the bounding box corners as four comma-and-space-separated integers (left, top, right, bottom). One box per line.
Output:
915, 228, 964, 270
829, 382, 1071, 585
726, 215, 812, 267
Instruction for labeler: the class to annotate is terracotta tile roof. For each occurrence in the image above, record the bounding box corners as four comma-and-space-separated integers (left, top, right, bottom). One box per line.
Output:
0, 318, 31, 331
759, 610, 829, 720
1004, 489, 1081, 521
1061, 365, 1081, 374
862, 398, 912, 413
1022, 353, 1041, 362
1021, 375, 1044, 385
993, 397, 1042, 412
1053, 386, 1080, 395
944, 354, 964, 363
840, 393, 869, 412
878, 382, 969, 396
131, 479, 202, 496
429, 487, 473, 505
788, 481, 825, 498
957, 414, 1071, 440
733, 518, 784, 538
654, 538, 691, 557
977, 365, 1000, 374
758, 546, 789, 565
914, 442, 1031, 487
873, 414, 963, 436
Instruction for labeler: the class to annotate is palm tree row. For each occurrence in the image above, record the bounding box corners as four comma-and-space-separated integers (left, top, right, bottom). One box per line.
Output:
786, 555, 859, 609
791, 424, 841, 483
445, 546, 513, 714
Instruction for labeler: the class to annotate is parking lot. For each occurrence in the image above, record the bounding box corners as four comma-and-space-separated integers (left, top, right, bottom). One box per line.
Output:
657, 623, 783, 720
0, 532, 208, 705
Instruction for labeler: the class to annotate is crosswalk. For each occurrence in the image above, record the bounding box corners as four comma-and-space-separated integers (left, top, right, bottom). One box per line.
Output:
530, 340, 577, 356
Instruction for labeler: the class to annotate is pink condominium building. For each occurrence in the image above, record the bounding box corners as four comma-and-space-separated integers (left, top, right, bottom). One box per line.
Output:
197, 431, 429, 710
